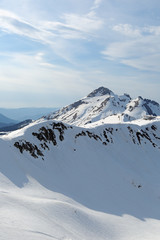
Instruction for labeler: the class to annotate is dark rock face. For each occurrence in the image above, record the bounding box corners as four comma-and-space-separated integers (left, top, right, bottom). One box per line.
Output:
144, 99, 159, 107
32, 126, 57, 146
143, 103, 155, 116
14, 120, 160, 160
70, 100, 87, 109
32, 122, 69, 148
87, 87, 113, 98
14, 122, 70, 159
93, 98, 110, 113
14, 141, 44, 158
75, 130, 102, 141
124, 93, 131, 99
127, 125, 160, 147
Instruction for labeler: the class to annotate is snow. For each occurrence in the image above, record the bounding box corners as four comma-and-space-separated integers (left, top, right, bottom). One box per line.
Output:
0, 117, 160, 239
1, 87, 160, 239
46, 87, 160, 127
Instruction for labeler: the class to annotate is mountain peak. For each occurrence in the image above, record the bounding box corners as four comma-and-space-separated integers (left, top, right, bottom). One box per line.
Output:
46, 87, 160, 127
87, 87, 113, 98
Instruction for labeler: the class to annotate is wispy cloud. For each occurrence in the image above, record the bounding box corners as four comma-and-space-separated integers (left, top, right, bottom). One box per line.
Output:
91, 0, 103, 10
122, 54, 160, 72
0, 9, 43, 38
144, 26, 160, 36
0, 51, 92, 95
62, 12, 103, 35
112, 24, 141, 38
42, 12, 103, 40
112, 24, 160, 38
102, 23, 160, 71
0, 7, 103, 40
0, 7, 103, 64
0, 0, 160, 106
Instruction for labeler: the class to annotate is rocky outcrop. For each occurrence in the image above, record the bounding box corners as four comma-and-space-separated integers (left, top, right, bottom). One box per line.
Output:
14, 120, 160, 160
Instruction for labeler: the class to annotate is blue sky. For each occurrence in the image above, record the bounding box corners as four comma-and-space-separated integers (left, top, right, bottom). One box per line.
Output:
0, 0, 160, 107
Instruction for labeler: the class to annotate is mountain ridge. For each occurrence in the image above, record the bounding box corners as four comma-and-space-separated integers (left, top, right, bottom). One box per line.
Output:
45, 87, 160, 127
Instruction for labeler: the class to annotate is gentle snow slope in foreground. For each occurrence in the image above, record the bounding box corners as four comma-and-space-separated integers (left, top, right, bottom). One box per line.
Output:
1, 119, 160, 239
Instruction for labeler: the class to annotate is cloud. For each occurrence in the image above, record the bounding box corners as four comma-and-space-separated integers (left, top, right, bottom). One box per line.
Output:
122, 54, 160, 72
0, 1, 159, 107
91, 0, 103, 10
112, 24, 141, 38
112, 24, 160, 38
102, 23, 160, 72
0, 8, 103, 41
0, 51, 92, 99
62, 13, 103, 34
42, 12, 103, 41
144, 26, 160, 36
0, 8, 103, 64
0, 9, 41, 38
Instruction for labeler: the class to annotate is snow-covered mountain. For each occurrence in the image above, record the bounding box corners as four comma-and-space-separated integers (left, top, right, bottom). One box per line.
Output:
0, 115, 160, 239
46, 87, 160, 127
1, 87, 160, 239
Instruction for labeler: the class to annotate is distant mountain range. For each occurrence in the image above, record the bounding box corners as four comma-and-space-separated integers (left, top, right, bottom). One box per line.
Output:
0, 107, 58, 121
45, 87, 160, 127
0, 119, 33, 134
0, 107, 58, 133
0, 113, 17, 128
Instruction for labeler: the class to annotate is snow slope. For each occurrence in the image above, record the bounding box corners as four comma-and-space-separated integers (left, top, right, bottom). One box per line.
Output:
1, 117, 160, 239
46, 87, 160, 127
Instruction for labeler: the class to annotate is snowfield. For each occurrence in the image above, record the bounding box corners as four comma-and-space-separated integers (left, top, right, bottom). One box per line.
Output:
1, 116, 160, 240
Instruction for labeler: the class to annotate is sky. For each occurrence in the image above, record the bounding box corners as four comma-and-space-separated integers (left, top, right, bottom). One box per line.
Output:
0, 0, 160, 107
